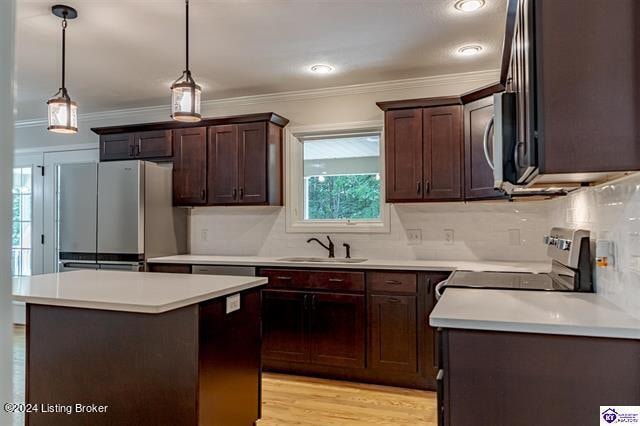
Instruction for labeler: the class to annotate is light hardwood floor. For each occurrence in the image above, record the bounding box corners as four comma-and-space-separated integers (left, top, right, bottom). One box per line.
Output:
12, 326, 436, 425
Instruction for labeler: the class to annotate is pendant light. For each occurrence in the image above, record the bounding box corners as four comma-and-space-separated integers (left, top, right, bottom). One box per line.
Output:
47, 5, 78, 134
171, 0, 202, 122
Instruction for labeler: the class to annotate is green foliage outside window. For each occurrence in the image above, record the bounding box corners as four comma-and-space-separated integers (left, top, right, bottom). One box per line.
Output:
307, 174, 380, 220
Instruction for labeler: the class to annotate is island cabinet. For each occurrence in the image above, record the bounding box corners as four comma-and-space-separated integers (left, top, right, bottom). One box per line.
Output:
258, 267, 450, 390
91, 112, 289, 207
16, 270, 267, 426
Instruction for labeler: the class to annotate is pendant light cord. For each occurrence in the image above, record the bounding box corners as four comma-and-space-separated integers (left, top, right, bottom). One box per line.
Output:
185, 0, 190, 76
61, 14, 68, 95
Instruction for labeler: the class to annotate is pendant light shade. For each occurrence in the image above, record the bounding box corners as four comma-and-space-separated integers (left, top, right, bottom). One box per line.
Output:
47, 5, 78, 134
171, 0, 202, 122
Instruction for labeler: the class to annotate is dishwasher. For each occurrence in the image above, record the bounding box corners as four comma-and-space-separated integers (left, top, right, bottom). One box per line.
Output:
191, 265, 257, 277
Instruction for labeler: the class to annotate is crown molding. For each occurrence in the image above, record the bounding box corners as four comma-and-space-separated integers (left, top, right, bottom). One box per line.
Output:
15, 69, 499, 129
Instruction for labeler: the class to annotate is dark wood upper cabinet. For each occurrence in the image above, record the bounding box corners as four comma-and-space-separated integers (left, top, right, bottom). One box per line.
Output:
463, 97, 507, 200
369, 294, 417, 373
385, 108, 423, 202
134, 130, 173, 159
99, 131, 172, 161
423, 106, 462, 201
382, 102, 463, 202
262, 289, 309, 363
173, 127, 207, 206
100, 133, 134, 161
238, 122, 267, 204
92, 112, 288, 207
309, 292, 365, 369
207, 125, 239, 205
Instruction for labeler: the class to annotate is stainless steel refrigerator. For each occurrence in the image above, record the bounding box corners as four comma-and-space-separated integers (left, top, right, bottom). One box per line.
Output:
57, 160, 187, 272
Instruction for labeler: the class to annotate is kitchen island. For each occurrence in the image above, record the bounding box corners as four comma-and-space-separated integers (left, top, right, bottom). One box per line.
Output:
12, 270, 268, 426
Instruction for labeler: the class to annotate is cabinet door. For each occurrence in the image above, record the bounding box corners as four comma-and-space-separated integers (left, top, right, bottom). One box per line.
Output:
423, 106, 463, 201
385, 109, 424, 201
99, 133, 134, 161
173, 127, 207, 206
369, 294, 417, 373
309, 292, 365, 369
238, 122, 267, 204
464, 97, 506, 200
134, 130, 173, 159
208, 125, 239, 205
262, 290, 309, 363
421, 272, 450, 385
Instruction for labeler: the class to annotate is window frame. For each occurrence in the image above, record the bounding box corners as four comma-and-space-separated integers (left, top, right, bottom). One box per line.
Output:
285, 121, 390, 233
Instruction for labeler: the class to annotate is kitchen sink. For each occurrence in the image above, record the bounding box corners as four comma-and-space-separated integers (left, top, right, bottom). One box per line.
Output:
277, 257, 368, 264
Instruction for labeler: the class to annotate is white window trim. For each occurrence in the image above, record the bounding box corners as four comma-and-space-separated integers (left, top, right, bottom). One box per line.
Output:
285, 120, 390, 234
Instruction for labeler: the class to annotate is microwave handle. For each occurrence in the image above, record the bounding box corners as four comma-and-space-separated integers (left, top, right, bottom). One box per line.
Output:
483, 116, 495, 170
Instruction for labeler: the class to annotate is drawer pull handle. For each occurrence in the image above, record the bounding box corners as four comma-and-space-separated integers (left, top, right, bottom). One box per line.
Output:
276, 276, 292, 280
385, 280, 403, 285
388, 297, 402, 303
328, 278, 344, 282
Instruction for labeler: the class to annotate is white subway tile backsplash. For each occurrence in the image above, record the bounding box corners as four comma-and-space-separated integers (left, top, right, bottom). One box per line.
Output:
190, 201, 550, 262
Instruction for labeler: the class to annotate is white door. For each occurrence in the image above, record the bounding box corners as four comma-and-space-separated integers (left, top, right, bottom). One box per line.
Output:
42, 149, 99, 273
12, 153, 44, 324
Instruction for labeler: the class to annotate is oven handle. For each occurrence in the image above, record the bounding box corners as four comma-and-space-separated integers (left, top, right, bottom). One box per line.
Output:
483, 116, 495, 170
435, 280, 448, 301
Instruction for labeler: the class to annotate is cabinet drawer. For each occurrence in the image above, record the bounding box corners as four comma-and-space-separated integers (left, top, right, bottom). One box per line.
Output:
368, 272, 417, 294
260, 269, 311, 289
309, 271, 365, 292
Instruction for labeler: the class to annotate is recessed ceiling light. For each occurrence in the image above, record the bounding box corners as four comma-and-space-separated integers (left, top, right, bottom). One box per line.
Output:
454, 0, 485, 12
457, 45, 483, 56
310, 64, 334, 74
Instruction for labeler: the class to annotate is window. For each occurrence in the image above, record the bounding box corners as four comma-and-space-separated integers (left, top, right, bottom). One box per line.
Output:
303, 135, 381, 220
12, 167, 33, 277
286, 123, 389, 233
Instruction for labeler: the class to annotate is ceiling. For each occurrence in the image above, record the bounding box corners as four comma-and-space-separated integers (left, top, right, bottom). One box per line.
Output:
15, 0, 507, 121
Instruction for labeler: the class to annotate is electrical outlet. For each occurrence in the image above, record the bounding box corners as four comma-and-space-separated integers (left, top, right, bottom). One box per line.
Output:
406, 229, 422, 245
200, 228, 209, 242
444, 229, 454, 245
508, 229, 521, 246
226, 294, 241, 314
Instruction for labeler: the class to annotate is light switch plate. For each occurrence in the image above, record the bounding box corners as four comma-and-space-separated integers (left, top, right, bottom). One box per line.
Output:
200, 228, 209, 242
406, 229, 422, 245
226, 294, 241, 314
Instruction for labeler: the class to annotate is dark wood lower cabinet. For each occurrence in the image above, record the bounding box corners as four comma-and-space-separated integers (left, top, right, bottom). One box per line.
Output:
309, 292, 365, 369
262, 290, 309, 363
262, 289, 365, 369
260, 268, 450, 390
369, 294, 417, 372
439, 329, 640, 426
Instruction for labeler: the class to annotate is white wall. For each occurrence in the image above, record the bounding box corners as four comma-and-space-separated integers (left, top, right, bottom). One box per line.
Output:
1, 0, 16, 422
15, 69, 498, 150
190, 202, 550, 262
548, 173, 640, 318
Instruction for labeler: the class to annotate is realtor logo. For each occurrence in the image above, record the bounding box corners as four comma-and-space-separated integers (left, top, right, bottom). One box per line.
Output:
600, 406, 640, 425
602, 408, 618, 424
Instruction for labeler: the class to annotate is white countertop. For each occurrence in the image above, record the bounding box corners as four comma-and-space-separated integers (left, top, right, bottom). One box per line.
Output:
148, 254, 551, 274
430, 288, 640, 339
12, 270, 268, 314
